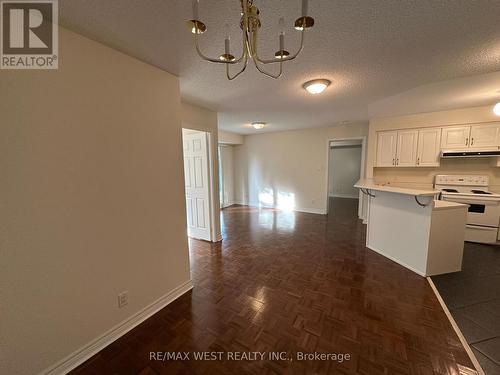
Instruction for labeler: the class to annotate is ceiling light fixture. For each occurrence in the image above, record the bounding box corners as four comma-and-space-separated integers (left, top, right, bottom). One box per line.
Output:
303, 79, 331, 94
187, 0, 315, 80
252, 122, 266, 130
494, 102, 500, 116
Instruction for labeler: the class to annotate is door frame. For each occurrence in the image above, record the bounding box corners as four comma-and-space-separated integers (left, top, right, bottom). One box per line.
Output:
325, 136, 367, 218
218, 145, 226, 209
182, 128, 219, 242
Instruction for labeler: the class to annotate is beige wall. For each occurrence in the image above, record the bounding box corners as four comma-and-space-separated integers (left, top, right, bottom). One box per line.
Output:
367, 105, 500, 192
219, 130, 244, 145
234, 123, 368, 214
181, 102, 222, 241
0, 27, 190, 375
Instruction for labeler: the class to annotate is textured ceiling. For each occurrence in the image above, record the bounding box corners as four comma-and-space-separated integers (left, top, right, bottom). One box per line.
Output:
59, 0, 500, 134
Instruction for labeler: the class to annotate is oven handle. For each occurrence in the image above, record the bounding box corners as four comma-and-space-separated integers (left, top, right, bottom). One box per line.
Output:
442, 197, 500, 206
466, 224, 498, 231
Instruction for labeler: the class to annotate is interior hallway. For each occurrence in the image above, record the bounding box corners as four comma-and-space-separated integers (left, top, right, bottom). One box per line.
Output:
72, 198, 476, 374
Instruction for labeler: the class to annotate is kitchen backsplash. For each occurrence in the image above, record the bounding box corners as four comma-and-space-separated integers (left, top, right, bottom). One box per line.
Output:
373, 157, 500, 193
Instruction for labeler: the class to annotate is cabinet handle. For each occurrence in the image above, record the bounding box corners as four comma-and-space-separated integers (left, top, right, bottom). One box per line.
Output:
471, 138, 474, 146
417, 157, 420, 165
396, 158, 399, 165
392, 158, 395, 166
465, 138, 469, 146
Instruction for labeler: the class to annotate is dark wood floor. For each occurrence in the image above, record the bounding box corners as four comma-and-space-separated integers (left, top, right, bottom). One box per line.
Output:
72, 198, 476, 375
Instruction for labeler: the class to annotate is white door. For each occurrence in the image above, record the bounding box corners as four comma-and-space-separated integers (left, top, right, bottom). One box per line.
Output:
441, 126, 471, 149
183, 131, 211, 241
469, 123, 500, 148
375, 131, 398, 167
396, 130, 418, 167
417, 128, 441, 167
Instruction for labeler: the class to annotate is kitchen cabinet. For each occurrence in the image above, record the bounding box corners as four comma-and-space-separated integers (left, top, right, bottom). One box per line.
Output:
469, 123, 500, 148
376, 123, 500, 168
376, 128, 441, 168
375, 131, 398, 167
441, 126, 471, 149
396, 130, 418, 167
417, 128, 442, 167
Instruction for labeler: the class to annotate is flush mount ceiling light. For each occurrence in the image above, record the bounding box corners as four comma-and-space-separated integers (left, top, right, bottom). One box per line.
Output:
303, 79, 331, 94
252, 122, 266, 129
494, 102, 500, 116
187, 0, 315, 80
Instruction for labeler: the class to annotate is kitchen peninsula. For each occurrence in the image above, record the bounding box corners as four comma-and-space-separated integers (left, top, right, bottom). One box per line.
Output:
355, 179, 468, 276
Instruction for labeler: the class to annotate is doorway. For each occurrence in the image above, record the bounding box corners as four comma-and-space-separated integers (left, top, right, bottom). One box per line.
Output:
182, 129, 213, 241
218, 145, 234, 209
326, 138, 366, 217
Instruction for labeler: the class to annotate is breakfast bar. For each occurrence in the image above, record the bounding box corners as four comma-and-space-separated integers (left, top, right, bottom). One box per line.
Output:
355, 179, 468, 276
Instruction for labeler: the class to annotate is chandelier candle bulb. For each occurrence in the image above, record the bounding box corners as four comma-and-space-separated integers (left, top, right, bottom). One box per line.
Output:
279, 17, 285, 49
302, 0, 309, 17
192, 0, 199, 20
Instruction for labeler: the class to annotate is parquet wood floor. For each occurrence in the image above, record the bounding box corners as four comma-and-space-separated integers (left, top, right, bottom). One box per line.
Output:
71, 198, 477, 375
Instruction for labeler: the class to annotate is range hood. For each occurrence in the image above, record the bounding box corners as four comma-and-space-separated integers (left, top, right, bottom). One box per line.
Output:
441, 149, 500, 158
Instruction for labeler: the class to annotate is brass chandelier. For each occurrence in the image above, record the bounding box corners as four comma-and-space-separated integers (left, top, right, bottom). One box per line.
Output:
187, 0, 315, 80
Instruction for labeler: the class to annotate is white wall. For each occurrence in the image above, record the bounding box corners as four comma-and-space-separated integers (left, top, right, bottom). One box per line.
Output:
181, 102, 222, 241
219, 145, 235, 207
233, 123, 368, 214
0, 27, 190, 375
367, 105, 500, 192
329, 146, 362, 198
219, 130, 244, 145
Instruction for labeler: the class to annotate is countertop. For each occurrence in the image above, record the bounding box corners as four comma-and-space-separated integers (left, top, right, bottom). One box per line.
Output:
354, 179, 439, 197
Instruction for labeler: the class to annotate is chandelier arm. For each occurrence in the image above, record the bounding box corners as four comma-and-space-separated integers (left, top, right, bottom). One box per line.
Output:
226, 54, 249, 80
193, 33, 245, 64
252, 55, 283, 79
255, 29, 306, 65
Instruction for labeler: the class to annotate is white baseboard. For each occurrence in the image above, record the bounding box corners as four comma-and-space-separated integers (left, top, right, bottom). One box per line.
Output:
329, 194, 359, 199
41, 280, 193, 375
246, 201, 326, 215
294, 207, 327, 215
233, 200, 248, 206
427, 278, 484, 375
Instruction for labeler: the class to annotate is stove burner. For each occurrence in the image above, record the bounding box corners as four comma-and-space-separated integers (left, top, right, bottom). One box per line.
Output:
471, 190, 492, 195
442, 188, 459, 193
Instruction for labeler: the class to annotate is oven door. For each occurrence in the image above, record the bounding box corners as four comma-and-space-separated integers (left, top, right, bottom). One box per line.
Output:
441, 196, 500, 227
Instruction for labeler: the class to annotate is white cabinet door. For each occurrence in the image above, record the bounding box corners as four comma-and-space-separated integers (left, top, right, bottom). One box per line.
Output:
396, 130, 418, 167
417, 128, 441, 167
469, 123, 500, 148
441, 126, 471, 149
376, 131, 398, 167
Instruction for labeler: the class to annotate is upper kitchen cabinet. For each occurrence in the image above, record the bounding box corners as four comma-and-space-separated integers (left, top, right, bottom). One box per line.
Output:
469, 123, 500, 148
417, 128, 442, 167
375, 128, 441, 168
441, 126, 471, 149
396, 130, 418, 167
376, 131, 398, 167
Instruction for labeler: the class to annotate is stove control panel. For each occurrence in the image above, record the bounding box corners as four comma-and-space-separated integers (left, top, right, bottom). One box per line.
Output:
435, 175, 489, 186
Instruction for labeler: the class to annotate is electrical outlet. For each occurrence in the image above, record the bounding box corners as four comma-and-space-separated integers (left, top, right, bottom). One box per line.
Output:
118, 291, 128, 308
